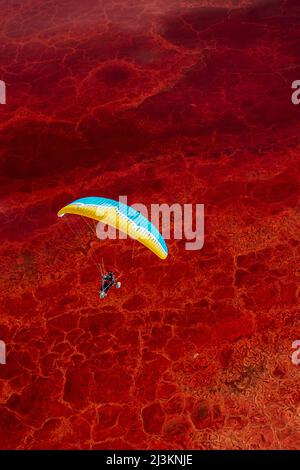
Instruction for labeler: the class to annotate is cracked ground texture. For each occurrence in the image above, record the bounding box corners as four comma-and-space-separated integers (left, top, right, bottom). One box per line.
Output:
0, 0, 300, 449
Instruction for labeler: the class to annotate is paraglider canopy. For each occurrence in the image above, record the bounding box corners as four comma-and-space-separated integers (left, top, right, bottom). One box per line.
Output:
57, 196, 168, 260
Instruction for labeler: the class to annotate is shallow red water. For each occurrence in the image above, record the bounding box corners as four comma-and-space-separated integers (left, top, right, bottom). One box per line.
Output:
0, 0, 300, 449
